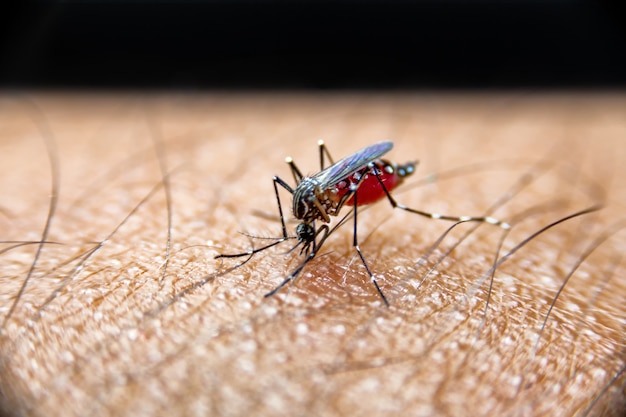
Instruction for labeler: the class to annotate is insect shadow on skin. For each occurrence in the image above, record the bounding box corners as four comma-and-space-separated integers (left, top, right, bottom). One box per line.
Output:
216, 140, 511, 306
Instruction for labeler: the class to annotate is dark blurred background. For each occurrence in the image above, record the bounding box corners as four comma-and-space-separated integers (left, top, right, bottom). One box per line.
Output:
1, 1, 625, 89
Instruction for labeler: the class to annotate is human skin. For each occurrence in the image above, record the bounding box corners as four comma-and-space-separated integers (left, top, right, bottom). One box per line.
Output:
0, 92, 624, 417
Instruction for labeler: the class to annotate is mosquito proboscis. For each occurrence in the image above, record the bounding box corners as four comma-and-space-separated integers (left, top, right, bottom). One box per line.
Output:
216, 140, 511, 306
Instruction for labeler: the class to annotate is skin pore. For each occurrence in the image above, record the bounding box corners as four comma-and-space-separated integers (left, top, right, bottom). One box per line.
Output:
0, 92, 624, 416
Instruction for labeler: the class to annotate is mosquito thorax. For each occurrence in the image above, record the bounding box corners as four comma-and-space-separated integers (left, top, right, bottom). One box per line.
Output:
293, 177, 323, 221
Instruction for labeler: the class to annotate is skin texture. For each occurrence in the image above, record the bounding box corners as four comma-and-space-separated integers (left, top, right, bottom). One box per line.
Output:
0, 92, 624, 417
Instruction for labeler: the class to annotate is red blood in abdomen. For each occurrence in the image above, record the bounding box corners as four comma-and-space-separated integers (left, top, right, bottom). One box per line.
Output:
337, 164, 402, 206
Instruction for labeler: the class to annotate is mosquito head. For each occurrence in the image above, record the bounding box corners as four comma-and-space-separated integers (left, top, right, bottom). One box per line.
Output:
296, 222, 315, 245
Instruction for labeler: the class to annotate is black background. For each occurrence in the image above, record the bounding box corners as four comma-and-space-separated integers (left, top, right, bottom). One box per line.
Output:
1, 1, 625, 89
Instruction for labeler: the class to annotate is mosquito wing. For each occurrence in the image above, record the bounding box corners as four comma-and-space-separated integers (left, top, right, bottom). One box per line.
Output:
313, 141, 393, 188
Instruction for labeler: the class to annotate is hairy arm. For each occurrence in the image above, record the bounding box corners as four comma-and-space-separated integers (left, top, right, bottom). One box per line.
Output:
0, 93, 624, 417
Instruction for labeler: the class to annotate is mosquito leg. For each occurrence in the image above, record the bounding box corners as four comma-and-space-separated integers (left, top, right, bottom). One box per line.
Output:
318, 139, 335, 170
322, 171, 390, 305
285, 157, 304, 184
371, 164, 511, 229
350, 185, 391, 307
272, 176, 295, 238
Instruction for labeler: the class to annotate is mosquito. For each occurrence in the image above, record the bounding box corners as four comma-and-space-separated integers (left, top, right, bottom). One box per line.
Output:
216, 140, 510, 306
